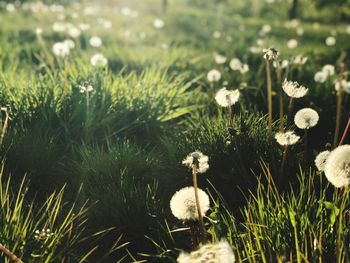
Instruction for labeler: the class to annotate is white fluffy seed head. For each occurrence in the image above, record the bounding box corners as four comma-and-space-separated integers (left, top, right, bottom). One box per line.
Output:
275, 131, 300, 146
324, 145, 350, 188
335, 80, 350, 94
314, 71, 327, 83
262, 47, 279, 60
229, 58, 242, 71
214, 53, 227, 64
294, 108, 319, 129
182, 151, 209, 173
215, 88, 240, 107
90, 53, 107, 67
52, 42, 70, 57
89, 36, 102, 48
282, 79, 308, 98
177, 239, 235, 263
170, 186, 210, 221
314, 150, 330, 172
207, 69, 222, 82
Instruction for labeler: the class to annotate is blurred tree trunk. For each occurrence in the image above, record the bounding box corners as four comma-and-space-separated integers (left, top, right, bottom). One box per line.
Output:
162, 0, 168, 13
289, 0, 298, 19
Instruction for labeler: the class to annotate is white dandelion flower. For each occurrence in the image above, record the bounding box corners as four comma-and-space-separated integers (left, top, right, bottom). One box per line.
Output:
214, 53, 227, 64
282, 79, 308, 98
182, 151, 209, 173
287, 39, 298, 49
52, 42, 70, 57
170, 186, 210, 221
207, 69, 221, 82
90, 53, 107, 67
215, 88, 240, 107
325, 36, 336, 46
260, 24, 271, 36
314, 71, 327, 83
324, 145, 350, 188
89, 36, 102, 48
263, 47, 279, 60
314, 150, 330, 172
6, 3, 16, 13
322, 64, 335, 77
177, 239, 235, 263
335, 80, 350, 94
229, 58, 242, 71
294, 108, 319, 129
274, 131, 300, 146
153, 18, 165, 29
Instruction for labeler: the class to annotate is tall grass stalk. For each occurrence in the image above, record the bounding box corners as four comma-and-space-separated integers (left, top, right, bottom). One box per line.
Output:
339, 117, 350, 146
0, 106, 10, 146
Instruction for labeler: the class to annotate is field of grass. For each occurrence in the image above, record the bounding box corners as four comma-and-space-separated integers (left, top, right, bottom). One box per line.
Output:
0, 0, 350, 262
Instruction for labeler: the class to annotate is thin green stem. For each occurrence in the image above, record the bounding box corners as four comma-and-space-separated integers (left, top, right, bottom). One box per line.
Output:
192, 166, 206, 243
265, 60, 273, 135
339, 117, 350, 146
333, 63, 345, 148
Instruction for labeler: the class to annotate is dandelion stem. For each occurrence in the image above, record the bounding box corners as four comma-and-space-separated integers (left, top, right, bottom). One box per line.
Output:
333, 63, 345, 148
0, 107, 10, 146
339, 117, 350, 146
192, 166, 206, 242
226, 105, 233, 129
265, 59, 273, 135
280, 145, 289, 176
303, 129, 308, 161
275, 62, 284, 131
0, 243, 23, 263
287, 97, 294, 118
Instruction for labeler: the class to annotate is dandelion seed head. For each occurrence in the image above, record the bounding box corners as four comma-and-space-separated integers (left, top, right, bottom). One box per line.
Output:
324, 145, 350, 188
275, 131, 300, 146
52, 42, 70, 57
287, 39, 298, 49
214, 53, 227, 64
170, 186, 210, 221
314, 150, 330, 172
89, 36, 102, 48
215, 88, 240, 107
263, 47, 279, 60
153, 18, 165, 29
229, 58, 242, 71
182, 151, 209, 173
322, 64, 335, 77
282, 79, 308, 98
292, 55, 308, 65
90, 53, 107, 67
314, 71, 327, 83
294, 108, 319, 129
207, 69, 221, 82
177, 239, 235, 263
325, 36, 336, 46
334, 80, 350, 94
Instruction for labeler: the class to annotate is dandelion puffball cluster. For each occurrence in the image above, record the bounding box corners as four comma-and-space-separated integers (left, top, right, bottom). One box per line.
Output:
282, 80, 308, 98
182, 151, 209, 173
324, 145, 350, 188
52, 40, 75, 58
275, 131, 300, 146
177, 239, 235, 263
294, 108, 319, 129
170, 186, 210, 221
215, 88, 240, 107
